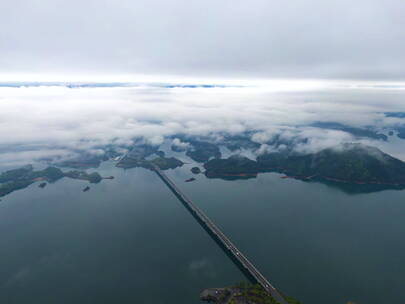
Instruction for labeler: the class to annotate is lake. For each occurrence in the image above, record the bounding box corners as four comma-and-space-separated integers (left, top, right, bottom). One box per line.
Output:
0, 161, 404, 304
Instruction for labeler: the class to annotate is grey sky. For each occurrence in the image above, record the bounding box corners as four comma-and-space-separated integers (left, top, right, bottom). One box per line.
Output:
1, 0, 405, 80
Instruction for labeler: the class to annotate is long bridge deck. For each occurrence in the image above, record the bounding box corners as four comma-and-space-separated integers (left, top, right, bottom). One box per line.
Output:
152, 164, 288, 304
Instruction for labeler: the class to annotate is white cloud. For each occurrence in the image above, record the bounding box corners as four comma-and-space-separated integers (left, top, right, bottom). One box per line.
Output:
0, 83, 404, 165
171, 138, 190, 149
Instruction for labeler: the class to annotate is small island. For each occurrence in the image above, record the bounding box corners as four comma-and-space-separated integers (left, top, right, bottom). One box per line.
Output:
64, 170, 103, 183
150, 157, 184, 170
191, 167, 202, 174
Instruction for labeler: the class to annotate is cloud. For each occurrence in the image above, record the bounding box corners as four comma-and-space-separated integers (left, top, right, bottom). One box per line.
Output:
255, 144, 277, 155
0, 83, 404, 165
293, 128, 356, 154
171, 138, 190, 150
1, 0, 405, 79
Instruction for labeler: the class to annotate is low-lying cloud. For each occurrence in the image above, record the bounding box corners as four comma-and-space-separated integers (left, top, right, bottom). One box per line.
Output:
0, 82, 404, 166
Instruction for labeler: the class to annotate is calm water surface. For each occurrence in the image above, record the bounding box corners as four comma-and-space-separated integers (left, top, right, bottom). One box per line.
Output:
0, 161, 404, 304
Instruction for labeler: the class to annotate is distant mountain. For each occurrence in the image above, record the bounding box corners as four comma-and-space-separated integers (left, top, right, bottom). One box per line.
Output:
311, 122, 387, 141
385, 112, 405, 118
258, 143, 405, 184
172, 137, 221, 162
396, 127, 405, 139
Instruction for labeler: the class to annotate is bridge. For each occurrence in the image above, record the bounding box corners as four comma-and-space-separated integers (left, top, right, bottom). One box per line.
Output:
152, 164, 288, 304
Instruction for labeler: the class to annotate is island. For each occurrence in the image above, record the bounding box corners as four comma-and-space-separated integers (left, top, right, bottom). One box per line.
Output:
118, 155, 184, 170
151, 157, 184, 170
0, 165, 107, 198
191, 167, 202, 174
116, 144, 184, 170
55, 152, 109, 169
172, 138, 221, 162
120, 144, 159, 161
203, 143, 405, 188
204, 155, 259, 179
64, 170, 103, 183
186, 142, 221, 162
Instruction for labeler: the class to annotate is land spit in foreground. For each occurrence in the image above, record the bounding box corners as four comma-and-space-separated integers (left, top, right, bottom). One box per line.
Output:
201, 283, 301, 304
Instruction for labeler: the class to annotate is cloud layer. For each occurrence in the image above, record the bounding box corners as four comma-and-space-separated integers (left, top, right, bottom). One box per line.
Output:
1, 0, 405, 79
0, 83, 404, 165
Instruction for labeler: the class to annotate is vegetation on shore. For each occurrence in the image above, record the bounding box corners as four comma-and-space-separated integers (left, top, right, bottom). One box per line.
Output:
204, 155, 259, 178
117, 155, 184, 170
204, 143, 405, 187
64, 170, 103, 183
117, 144, 184, 170
184, 139, 221, 162
200, 283, 300, 304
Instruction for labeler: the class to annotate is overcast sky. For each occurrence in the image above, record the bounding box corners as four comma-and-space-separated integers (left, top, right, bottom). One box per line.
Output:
1, 0, 405, 80
1, 0, 405, 166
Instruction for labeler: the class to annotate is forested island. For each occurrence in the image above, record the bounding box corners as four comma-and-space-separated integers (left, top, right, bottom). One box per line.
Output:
4, 137, 405, 198
117, 144, 184, 170
115, 138, 405, 192
203, 143, 405, 187
0, 165, 106, 198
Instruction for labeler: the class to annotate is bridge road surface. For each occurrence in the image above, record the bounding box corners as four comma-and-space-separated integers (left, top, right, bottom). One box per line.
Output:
152, 164, 288, 304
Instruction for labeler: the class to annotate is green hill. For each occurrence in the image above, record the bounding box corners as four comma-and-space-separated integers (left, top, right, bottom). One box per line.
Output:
205, 143, 405, 186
